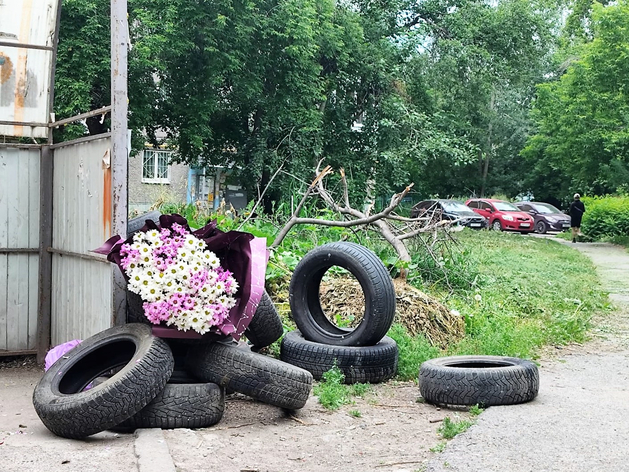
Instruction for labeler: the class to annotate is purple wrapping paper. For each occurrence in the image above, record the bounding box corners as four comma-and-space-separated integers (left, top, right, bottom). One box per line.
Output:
94, 215, 268, 341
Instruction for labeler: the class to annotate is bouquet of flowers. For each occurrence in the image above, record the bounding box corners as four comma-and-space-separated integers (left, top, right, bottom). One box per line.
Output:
120, 222, 238, 334
96, 214, 266, 340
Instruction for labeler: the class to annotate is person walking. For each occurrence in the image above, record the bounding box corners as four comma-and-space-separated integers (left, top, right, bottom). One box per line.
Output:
569, 193, 586, 243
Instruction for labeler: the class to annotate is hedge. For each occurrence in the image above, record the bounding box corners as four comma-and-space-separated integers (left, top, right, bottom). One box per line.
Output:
580, 195, 629, 240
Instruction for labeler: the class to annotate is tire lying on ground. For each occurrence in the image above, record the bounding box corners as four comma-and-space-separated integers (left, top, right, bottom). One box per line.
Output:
244, 290, 284, 349
185, 342, 313, 410
418, 355, 539, 407
33, 324, 174, 439
280, 330, 398, 384
289, 242, 396, 346
114, 381, 225, 431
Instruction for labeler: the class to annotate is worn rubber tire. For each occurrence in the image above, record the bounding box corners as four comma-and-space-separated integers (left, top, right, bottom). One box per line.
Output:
244, 291, 284, 349
419, 355, 539, 407
280, 330, 398, 384
33, 324, 174, 439
185, 342, 313, 410
115, 381, 225, 431
289, 242, 396, 346
127, 210, 162, 238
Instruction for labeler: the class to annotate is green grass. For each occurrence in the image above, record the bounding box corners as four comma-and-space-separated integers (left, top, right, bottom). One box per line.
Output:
468, 404, 484, 416
313, 366, 372, 410
430, 441, 447, 453
393, 230, 609, 380
438, 416, 474, 439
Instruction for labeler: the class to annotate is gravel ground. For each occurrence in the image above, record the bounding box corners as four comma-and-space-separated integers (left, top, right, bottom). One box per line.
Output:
426, 240, 629, 472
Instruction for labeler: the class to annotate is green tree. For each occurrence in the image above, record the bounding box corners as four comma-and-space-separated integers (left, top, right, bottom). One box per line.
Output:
523, 0, 629, 198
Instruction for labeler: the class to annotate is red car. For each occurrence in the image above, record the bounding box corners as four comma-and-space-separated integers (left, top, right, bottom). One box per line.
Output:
465, 198, 535, 234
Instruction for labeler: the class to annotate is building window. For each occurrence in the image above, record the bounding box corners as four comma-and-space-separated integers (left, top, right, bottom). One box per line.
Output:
142, 150, 171, 183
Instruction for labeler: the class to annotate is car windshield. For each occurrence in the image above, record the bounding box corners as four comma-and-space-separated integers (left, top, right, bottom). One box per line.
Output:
442, 201, 472, 212
532, 203, 561, 214
492, 201, 519, 211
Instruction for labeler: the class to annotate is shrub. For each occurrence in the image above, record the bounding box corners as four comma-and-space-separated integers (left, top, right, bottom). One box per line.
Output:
581, 195, 629, 240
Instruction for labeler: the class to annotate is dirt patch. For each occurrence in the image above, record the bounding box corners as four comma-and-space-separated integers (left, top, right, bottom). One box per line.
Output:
163, 381, 473, 472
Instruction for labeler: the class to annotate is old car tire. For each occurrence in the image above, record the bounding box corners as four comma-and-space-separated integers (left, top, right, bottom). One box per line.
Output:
280, 330, 398, 384
244, 291, 284, 349
127, 210, 162, 238
419, 355, 539, 407
115, 381, 224, 431
289, 242, 396, 346
185, 342, 313, 410
491, 219, 503, 231
33, 324, 174, 439
535, 220, 548, 234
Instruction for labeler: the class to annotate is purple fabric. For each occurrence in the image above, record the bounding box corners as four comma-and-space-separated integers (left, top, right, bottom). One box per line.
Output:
93, 215, 266, 341
45, 339, 82, 371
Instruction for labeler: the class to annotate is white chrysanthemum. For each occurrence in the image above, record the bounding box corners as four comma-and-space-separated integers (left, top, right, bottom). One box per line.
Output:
145, 229, 161, 242
228, 280, 239, 295
140, 284, 161, 302
189, 313, 208, 334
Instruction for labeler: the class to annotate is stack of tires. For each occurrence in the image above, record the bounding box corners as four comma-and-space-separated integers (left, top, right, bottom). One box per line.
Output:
33, 320, 311, 439
280, 242, 399, 384
32, 210, 311, 439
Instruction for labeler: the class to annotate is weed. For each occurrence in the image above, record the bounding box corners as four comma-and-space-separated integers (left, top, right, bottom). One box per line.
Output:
388, 324, 440, 381
349, 410, 362, 418
350, 383, 371, 397
438, 416, 474, 439
430, 441, 447, 453
468, 404, 484, 416
313, 366, 350, 410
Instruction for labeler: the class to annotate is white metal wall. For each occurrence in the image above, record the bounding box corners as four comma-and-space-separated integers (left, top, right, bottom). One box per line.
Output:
0, 148, 40, 352
51, 137, 113, 345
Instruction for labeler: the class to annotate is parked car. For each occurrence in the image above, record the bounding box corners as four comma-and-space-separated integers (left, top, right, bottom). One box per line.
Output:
465, 198, 534, 234
411, 199, 488, 229
514, 201, 571, 234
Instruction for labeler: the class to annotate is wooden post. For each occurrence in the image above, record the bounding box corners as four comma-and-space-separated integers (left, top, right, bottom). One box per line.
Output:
111, 0, 128, 326
36, 145, 53, 363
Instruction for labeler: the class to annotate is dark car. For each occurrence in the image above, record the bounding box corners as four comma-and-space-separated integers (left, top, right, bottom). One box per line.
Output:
514, 201, 571, 234
411, 199, 488, 229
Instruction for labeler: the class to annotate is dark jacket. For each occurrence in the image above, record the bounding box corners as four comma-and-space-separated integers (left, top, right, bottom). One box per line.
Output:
569, 200, 586, 227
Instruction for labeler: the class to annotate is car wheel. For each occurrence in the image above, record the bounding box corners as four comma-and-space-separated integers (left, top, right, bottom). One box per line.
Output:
535, 221, 548, 234
491, 220, 502, 231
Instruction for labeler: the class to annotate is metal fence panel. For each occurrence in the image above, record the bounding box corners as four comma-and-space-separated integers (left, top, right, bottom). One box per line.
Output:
51, 137, 113, 345
0, 148, 40, 351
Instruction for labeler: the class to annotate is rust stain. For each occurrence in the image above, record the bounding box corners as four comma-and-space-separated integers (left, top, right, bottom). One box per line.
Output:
13, 0, 34, 134
0, 53, 13, 84
103, 166, 112, 238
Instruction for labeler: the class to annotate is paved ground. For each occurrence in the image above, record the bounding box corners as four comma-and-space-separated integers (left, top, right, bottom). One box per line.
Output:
426, 240, 629, 472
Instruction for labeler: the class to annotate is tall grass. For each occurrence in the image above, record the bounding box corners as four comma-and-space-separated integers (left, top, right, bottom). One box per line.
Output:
395, 230, 609, 380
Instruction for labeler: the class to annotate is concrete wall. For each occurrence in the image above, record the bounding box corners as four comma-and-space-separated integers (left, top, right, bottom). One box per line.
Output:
128, 151, 189, 214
